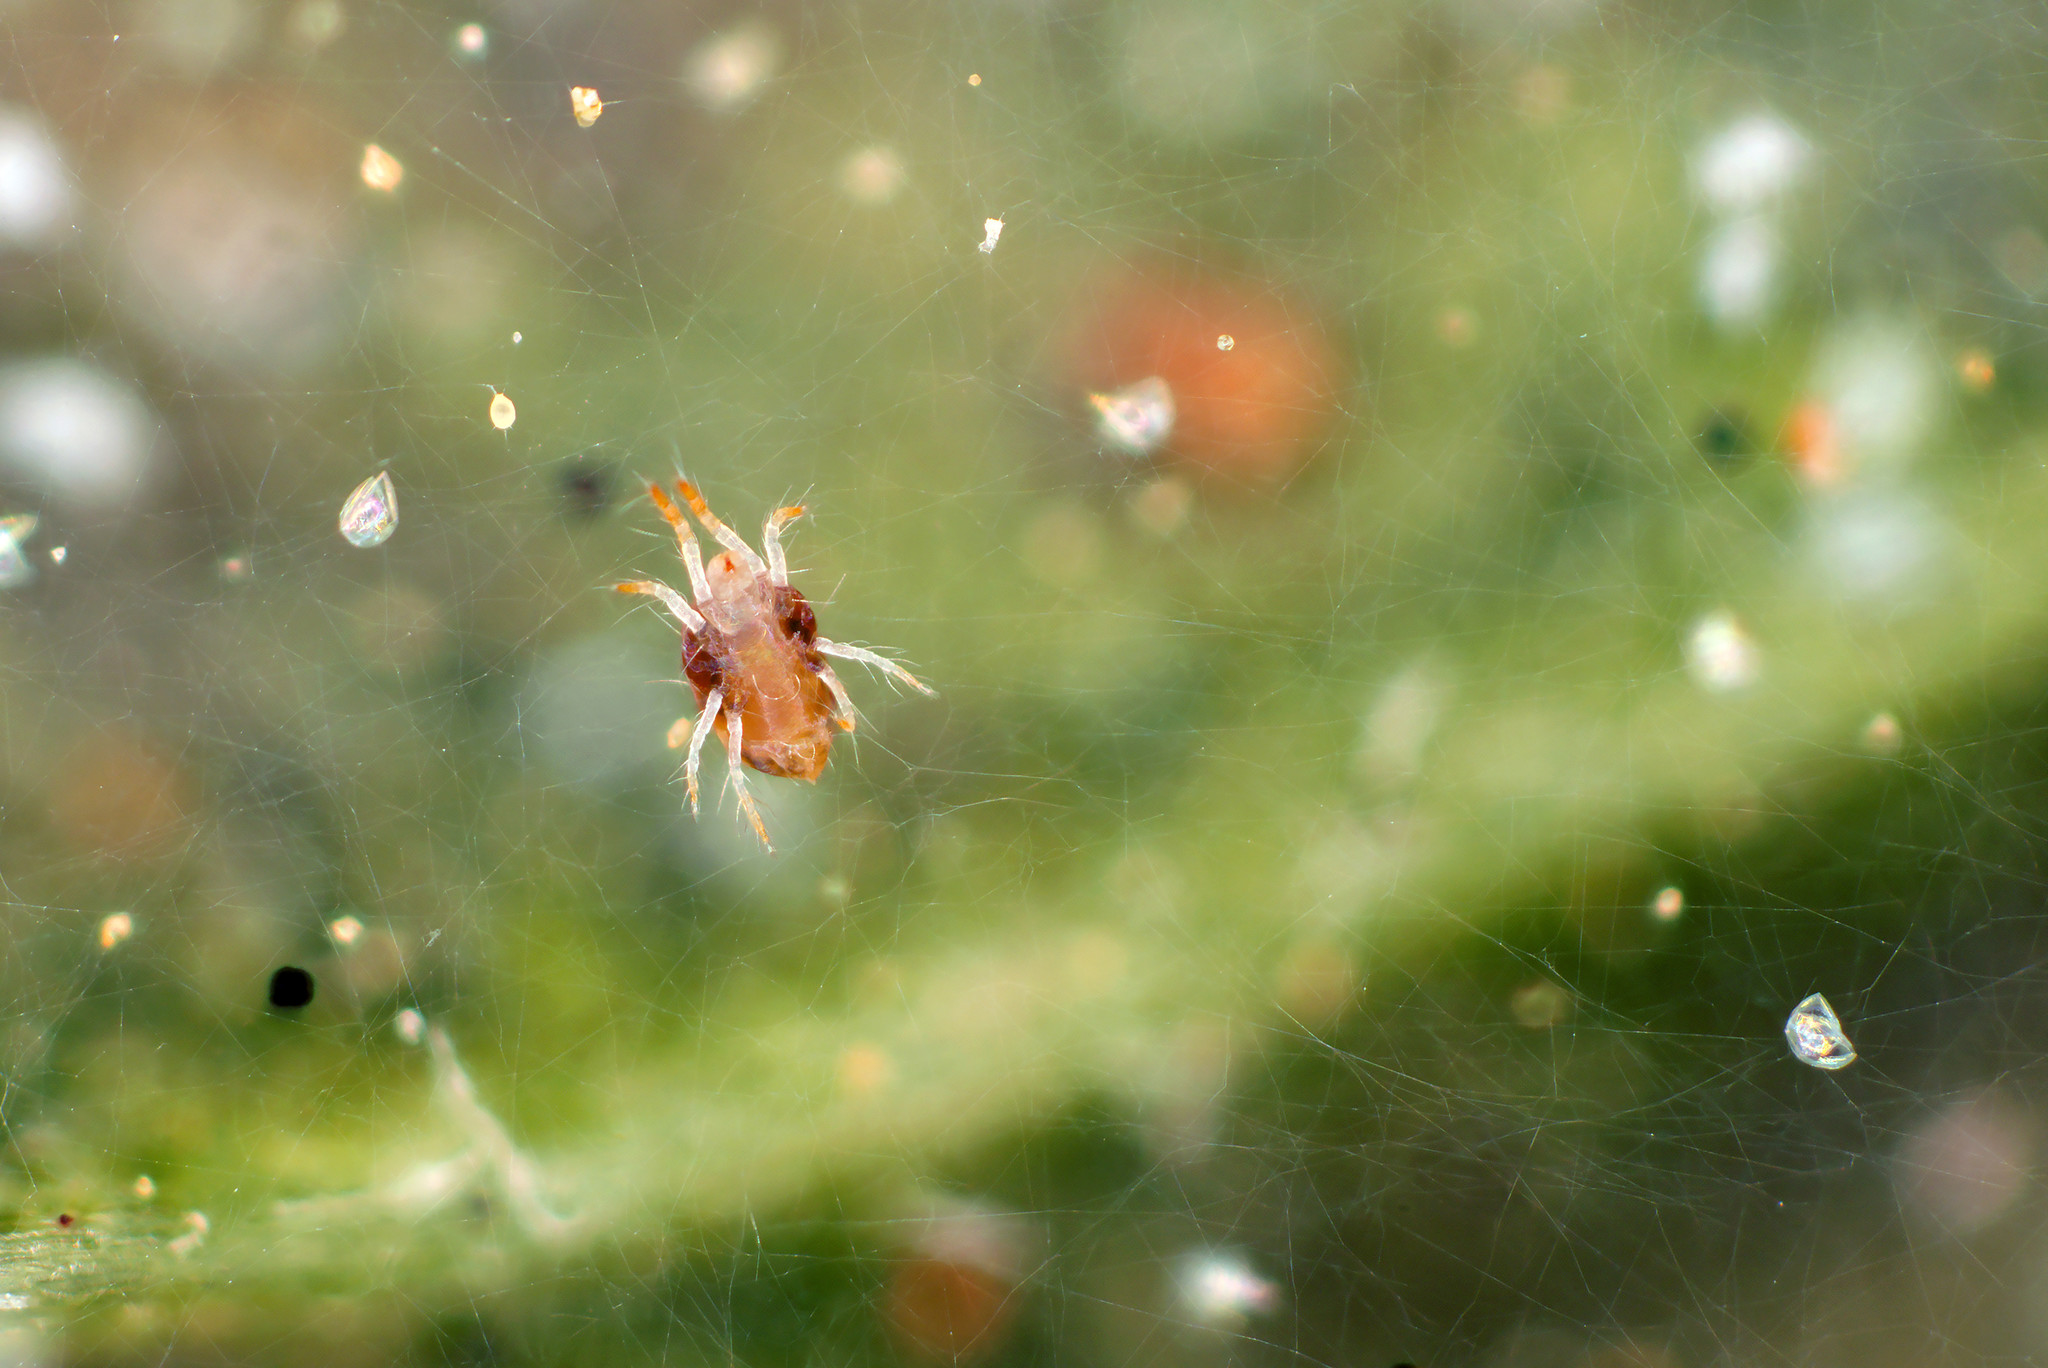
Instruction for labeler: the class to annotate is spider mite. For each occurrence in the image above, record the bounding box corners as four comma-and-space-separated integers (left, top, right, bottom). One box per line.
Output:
616, 480, 934, 851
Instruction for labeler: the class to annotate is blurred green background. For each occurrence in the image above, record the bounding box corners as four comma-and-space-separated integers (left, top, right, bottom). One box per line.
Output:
1, 0, 2047, 1363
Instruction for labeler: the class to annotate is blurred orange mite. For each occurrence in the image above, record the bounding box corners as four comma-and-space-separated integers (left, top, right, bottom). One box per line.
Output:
616, 480, 933, 851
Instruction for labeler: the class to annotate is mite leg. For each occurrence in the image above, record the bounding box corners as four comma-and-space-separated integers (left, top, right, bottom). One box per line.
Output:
762, 505, 805, 587
648, 483, 712, 601
816, 639, 937, 695
815, 661, 857, 731
614, 579, 706, 634
723, 702, 773, 852
683, 686, 722, 815
675, 479, 769, 579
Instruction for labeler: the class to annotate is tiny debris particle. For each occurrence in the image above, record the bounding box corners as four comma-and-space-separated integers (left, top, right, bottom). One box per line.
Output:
338, 471, 398, 548
1216, 334, 1234, 351
977, 217, 1003, 254
359, 143, 403, 193
1785, 992, 1856, 1069
328, 914, 364, 946
665, 716, 692, 750
489, 390, 516, 429
97, 911, 134, 949
268, 965, 315, 1010
1088, 376, 1176, 455
569, 85, 603, 128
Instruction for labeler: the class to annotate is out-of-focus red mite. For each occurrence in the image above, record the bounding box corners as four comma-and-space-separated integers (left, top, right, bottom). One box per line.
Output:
615, 480, 934, 852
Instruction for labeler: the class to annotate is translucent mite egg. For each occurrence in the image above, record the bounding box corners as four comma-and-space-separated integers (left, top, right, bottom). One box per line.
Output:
1956, 347, 1995, 393
977, 217, 1003, 254
1652, 886, 1684, 922
489, 390, 516, 429
1088, 376, 1175, 455
451, 22, 486, 58
97, 911, 134, 949
1785, 992, 1856, 1070
359, 143, 403, 193
338, 471, 398, 548
328, 914, 363, 946
569, 86, 603, 128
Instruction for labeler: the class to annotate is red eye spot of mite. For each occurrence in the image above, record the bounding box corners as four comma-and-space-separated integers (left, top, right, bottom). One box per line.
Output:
884, 1257, 1015, 1363
1061, 268, 1344, 484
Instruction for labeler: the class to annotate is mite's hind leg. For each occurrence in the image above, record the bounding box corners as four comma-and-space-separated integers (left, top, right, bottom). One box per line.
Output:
722, 702, 773, 852
675, 479, 769, 578
614, 579, 707, 634
815, 662, 857, 731
682, 686, 722, 816
816, 640, 937, 695
647, 483, 712, 601
762, 505, 804, 586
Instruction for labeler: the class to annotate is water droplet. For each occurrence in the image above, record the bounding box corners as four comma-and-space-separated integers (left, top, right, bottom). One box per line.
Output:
1216, 334, 1234, 351
0, 513, 36, 589
1088, 376, 1175, 455
569, 85, 603, 128
97, 911, 133, 949
1177, 1251, 1280, 1328
338, 471, 398, 548
683, 20, 781, 112
977, 216, 1003, 254
1684, 609, 1758, 693
394, 1007, 426, 1045
489, 390, 516, 429
1652, 886, 1684, 921
451, 22, 486, 58
360, 143, 403, 193
1785, 992, 1856, 1070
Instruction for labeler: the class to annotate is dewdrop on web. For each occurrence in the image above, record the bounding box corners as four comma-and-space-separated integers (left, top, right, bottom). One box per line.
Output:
338, 471, 398, 548
489, 390, 515, 429
1176, 1249, 1281, 1329
569, 86, 602, 128
0, 513, 36, 589
683, 20, 781, 112
978, 217, 1003, 254
1684, 609, 1758, 693
359, 144, 403, 193
0, 109, 73, 252
1088, 376, 1175, 454
1785, 992, 1856, 1070
1692, 113, 1812, 214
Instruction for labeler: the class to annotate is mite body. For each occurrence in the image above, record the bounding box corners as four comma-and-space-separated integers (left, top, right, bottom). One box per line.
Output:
617, 480, 933, 850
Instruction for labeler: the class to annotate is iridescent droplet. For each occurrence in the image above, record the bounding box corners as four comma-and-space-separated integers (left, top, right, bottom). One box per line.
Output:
1088, 376, 1175, 455
489, 390, 516, 429
1785, 992, 1856, 1070
0, 512, 37, 589
338, 471, 398, 548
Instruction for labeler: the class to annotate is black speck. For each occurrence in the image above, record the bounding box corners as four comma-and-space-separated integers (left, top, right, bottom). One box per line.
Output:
1695, 406, 1752, 463
268, 965, 315, 1010
558, 461, 611, 518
